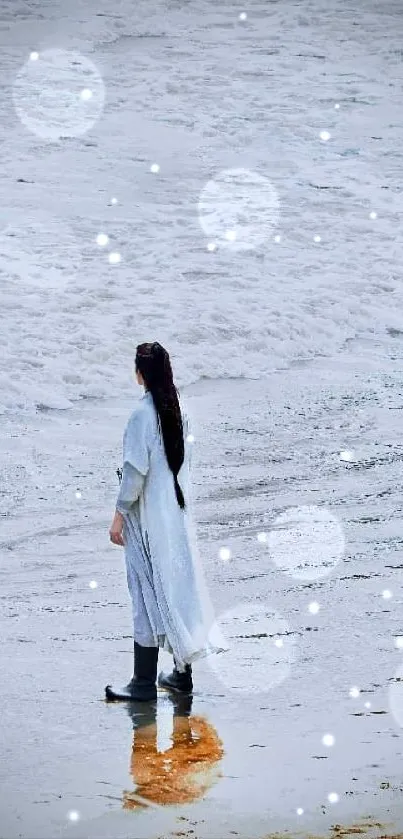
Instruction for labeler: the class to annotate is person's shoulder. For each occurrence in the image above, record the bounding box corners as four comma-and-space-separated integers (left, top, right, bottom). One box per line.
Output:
126, 397, 151, 426
127, 394, 159, 440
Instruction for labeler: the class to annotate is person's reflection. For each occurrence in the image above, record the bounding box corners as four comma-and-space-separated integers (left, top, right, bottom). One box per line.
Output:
122, 694, 224, 809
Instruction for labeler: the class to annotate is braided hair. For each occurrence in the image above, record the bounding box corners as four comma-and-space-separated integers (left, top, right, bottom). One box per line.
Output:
135, 342, 185, 509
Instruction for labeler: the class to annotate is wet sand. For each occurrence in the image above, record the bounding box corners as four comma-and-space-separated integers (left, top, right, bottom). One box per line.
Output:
1, 347, 403, 838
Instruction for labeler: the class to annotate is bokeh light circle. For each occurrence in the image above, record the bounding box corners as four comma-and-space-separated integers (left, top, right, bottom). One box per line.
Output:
267, 505, 345, 580
198, 167, 280, 251
207, 601, 298, 694
0, 213, 81, 290
13, 48, 105, 140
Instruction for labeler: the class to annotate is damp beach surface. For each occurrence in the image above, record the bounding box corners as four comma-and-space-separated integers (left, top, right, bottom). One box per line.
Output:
1, 0, 403, 835
1, 350, 403, 839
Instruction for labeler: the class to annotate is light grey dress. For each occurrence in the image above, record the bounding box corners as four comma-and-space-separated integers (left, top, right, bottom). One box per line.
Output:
115, 390, 227, 673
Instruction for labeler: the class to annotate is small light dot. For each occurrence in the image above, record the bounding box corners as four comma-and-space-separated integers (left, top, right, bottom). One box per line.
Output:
68, 811, 80, 822
309, 601, 320, 615
328, 792, 339, 804
395, 636, 403, 649
219, 547, 231, 561
313, 235, 321, 243
382, 589, 393, 600
369, 211, 377, 220
225, 230, 237, 242
274, 638, 284, 648
108, 252, 121, 265
80, 88, 93, 101
296, 808, 304, 816
239, 11, 247, 20
75, 490, 82, 499
150, 163, 160, 174
349, 686, 360, 698
186, 433, 195, 443
320, 130, 331, 141
274, 234, 281, 243
96, 233, 109, 247
30, 51, 39, 61
340, 449, 354, 462
111, 197, 118, 205
334, 103, 340, 109
89, 580, 98, 590
207, 242, 217, 252
257, 531, 267, 543
322, 733, 335, 747
365, 701, 371, 709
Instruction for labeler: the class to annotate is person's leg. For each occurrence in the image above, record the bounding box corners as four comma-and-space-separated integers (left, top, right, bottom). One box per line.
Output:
105, 641, 158, 701
158, 657, 193, 694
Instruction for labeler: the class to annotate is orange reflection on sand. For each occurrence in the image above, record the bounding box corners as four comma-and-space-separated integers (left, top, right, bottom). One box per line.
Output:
122, 697, 224, 810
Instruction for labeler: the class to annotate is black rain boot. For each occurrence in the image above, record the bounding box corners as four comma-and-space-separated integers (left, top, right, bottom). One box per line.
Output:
105, 641, 158, 702
158, 659, 193, 694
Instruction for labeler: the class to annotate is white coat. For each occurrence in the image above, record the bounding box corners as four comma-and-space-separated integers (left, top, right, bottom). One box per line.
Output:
115, 390, 227, 672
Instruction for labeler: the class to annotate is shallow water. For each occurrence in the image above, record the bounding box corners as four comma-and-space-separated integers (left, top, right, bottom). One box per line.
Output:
1, 354, 403, 838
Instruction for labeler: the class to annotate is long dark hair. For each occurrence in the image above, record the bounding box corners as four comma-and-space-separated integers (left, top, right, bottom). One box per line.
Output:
135, 342, 185, 509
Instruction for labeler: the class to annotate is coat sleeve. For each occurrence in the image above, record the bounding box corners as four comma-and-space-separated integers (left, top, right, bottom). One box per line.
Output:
115, 408, 150, 514
116, 462, 145, 514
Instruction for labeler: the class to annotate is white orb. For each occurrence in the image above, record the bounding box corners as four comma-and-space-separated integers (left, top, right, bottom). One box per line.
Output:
296, 808, 304, 816
274, 638, 284, 648
365, 701, 371, 709
369, 211, 377, 220
30, 51, 39, 62
334, 103, 340, 109
208, 602, 298, 695
257, 531, 268, 543
89, 580, 98, 589
219, 547, 231, 562
274, 234, 281, 243
320, 130, 331, 141
395, 636, 403, 650
328, 792, 339, 804
111, 197, 118, 205
340, 449, 354, 462
207, 242, 217, 252
239, 12, 248, 21
108, 251, 121, 265
96, 232, 109, 247
75, 490, 82, 499
268, 504, 345, 581
68, 811, 80, 822
322, 733, 335, 747
13, 48, 105, 141
349, 686, 360, 698
313, 235, 322, 243
308, 601, 320, 615
382, 589, 393, 600
198, 167, 280, 251
150, 163, 160, 173
186, 433, 195, 443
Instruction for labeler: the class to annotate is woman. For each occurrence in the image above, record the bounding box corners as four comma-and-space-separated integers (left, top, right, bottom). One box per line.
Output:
106, 342, 226, 702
